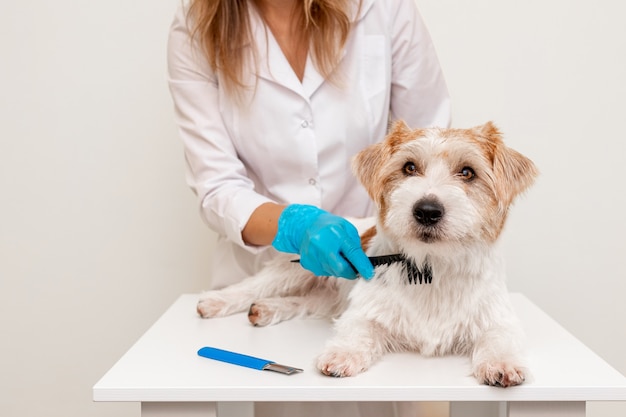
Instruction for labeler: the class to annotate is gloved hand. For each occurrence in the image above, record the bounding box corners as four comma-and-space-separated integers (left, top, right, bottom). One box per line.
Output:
272, 204, 374, 280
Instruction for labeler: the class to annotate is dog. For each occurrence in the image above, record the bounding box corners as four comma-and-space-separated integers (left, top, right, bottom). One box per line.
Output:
197, 121, 538, 387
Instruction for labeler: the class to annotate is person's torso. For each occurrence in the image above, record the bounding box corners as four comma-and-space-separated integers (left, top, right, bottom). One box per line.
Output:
215, 0, 390, 219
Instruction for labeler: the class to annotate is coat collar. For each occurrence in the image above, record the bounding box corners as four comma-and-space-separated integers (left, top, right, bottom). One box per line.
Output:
247, 0, 375, 99
352, 0, 375, 23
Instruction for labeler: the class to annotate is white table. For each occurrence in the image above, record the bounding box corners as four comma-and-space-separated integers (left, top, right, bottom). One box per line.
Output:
93, 293, 626, 417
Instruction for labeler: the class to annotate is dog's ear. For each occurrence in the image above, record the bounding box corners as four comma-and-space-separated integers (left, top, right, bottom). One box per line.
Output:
476, 122, 539, 206
352, 141, 385, 201
385, 120, 413, 148
352, 120, 411, 201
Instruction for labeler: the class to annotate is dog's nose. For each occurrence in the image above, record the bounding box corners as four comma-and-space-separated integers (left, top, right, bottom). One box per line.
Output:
413, 199, 444, 226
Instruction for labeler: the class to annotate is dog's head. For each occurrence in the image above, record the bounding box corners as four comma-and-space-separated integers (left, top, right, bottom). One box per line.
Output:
353, 121, 538, 250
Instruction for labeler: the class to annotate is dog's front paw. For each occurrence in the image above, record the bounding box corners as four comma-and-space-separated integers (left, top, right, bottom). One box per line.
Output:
196, 293, 229, 318
474, 361, 526, 388
248, 303, 274, 327
316, 349, 372, 378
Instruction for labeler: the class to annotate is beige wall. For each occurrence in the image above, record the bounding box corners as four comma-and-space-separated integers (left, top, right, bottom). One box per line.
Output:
1, 0, 624, 416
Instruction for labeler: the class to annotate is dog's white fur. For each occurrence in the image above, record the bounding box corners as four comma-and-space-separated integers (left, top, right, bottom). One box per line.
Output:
197, 121, 538, 387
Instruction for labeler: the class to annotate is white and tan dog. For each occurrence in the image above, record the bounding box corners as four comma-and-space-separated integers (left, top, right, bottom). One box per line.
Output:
197, 121, 538, 387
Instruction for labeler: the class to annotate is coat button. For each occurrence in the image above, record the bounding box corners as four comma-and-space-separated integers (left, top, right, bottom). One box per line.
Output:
301, 120, 309, 128
308, 178, 317, 186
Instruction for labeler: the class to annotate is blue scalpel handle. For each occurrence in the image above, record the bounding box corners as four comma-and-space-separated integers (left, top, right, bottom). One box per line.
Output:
197, 347, 303, 375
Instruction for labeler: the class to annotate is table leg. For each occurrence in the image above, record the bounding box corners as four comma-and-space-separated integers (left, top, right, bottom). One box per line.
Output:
450, 401, 503, 417
507, 401, 585, 417
218, 402, 254, 417
141, 402, 217, 417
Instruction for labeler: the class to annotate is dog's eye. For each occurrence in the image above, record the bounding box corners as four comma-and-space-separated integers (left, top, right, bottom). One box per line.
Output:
458, 166, 476, 181
403, 161, 418, 176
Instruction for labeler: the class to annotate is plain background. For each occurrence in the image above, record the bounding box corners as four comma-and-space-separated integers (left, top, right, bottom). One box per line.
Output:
1, 0, 624, 416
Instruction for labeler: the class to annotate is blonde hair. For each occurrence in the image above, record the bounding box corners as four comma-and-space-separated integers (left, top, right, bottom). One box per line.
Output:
187, 0, 355, 94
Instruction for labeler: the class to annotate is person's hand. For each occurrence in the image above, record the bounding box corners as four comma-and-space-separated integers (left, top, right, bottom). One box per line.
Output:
272, 204, 374, 280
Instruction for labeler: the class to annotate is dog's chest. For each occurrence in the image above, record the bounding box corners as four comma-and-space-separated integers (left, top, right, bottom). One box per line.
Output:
348, 264, 487, 355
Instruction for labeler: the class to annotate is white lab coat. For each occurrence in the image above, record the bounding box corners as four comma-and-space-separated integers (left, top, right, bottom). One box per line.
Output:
168, 0, 450, 415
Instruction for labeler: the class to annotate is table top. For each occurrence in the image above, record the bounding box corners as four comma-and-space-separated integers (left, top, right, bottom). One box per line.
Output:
93, 293, 626, 403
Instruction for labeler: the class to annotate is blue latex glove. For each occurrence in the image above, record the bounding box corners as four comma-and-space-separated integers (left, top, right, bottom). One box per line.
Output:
272, 204, 374, 280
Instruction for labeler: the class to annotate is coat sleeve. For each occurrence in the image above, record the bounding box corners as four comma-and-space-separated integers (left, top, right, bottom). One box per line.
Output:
166, 6, 273, 251
388, 0, 451, 128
